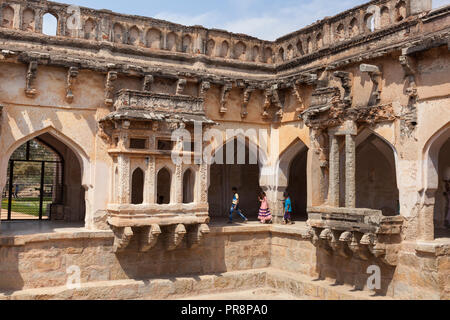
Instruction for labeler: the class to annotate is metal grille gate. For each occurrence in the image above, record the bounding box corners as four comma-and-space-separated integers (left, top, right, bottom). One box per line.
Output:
1, 138, 64, 221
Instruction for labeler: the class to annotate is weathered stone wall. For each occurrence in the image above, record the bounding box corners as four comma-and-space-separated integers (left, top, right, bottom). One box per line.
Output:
0, 226, 271, 292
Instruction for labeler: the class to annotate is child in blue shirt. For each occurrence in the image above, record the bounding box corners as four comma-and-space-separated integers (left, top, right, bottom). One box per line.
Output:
228, 187, 248, 224
283, 191, 293, 225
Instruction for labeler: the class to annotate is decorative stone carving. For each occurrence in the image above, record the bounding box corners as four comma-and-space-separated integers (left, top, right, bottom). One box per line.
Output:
176, 78, 187, 95
65, 67, 79, 103
187, 224, 210, 248
166, 224, 187, 251
25, 61, 38, 98
139, 224, 161, 252
360, 64, 382, 106
112, 226, 134, 253
105, 71, 118, 106
262, 85, 283, 120
399, 52, 419, 136
199, 81, 211, 99
220, 82, 233, 114
241, 85, 255, 118
307, 207, 404, 266
333, 71, 353, 107
142, 74, 154, 92
291, 81, 306, 113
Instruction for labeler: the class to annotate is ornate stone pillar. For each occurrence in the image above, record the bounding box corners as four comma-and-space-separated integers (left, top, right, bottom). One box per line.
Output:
175, 163, 183, 204
199, 162, 208, 205
328, 133, 340, 207
345, 134, 356, 208
145, 156, 156, 204
117, 154, 130, 204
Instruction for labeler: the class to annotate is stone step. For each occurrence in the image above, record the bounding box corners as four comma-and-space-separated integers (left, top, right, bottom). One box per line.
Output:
0, 268, 393, 300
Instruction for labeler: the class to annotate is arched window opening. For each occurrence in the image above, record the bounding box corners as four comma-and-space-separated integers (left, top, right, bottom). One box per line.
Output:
1, 133, 85, 223
22, 8, 35, 32
128, 26, 140, 45
220, 41, 229, 58
206, 39, 215, 56
208, 138, 261, 220
365, 14, 375, 32
287, 148, 309, 221
166, 32, 177, 51
296, 41, 304, 56
113, 23, 124, 43
349, 18, 359, 37
287, 44, 294, 60
183, 169, 195, 204
84, 18, 96, 40
251, 46, 259, 62
131, 168, 144, 205
234, 41, 246, 60
1, 5, 15, 29
42, 13, 58, 36
316, 33, 323, 49
336, 24, 345, 40
278, 48, 285, 62
146, 28, 161, 49
395, 1, 407, 22
157, 168, 171, 204
182, 35, 192, 53
380, 7, 390, 27
354, 134, 399, 216
264, 47, 273, 63
307, 37, 313, 54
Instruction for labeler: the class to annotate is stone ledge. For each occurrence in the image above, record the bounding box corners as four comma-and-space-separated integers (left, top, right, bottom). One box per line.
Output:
0, 268, 396, 300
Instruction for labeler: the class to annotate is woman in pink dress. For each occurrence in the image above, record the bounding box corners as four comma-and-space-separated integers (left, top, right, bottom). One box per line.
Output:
258, 191, 272, 224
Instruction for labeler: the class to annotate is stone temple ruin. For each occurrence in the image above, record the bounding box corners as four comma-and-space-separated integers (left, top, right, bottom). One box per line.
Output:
0, 0, 449, 300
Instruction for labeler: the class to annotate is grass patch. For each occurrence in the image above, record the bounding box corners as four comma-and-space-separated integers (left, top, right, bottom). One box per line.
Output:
1, 198, 51, 217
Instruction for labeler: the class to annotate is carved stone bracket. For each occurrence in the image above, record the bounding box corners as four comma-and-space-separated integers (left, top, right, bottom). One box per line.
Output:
333, 71, 353, 107
291, 81, 306, 113
220, 82, 233, 114
139, 224, 162, 252
142, 74, 154, 92
187, 224, 210, 248
165, 224, 187, 251
112, 226, 134, 253
199, 81, 211, 99
241, 85, 255, 118
65, 67, 79, 103
262, 85, 284, 120
360, 64, 382, 106
399, 51, 419, 135
307, 207, 404, 266
176, 78, 187, 96
25, 61, 38, 98
105, 71, 118, 106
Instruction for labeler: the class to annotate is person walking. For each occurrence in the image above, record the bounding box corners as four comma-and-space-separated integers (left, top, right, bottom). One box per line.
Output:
258, 191, 272, 224
283, 191, 293, 225
228, 187, 248, 224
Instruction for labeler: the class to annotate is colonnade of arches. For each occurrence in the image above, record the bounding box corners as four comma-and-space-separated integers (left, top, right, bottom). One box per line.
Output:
1, 124, 449, 240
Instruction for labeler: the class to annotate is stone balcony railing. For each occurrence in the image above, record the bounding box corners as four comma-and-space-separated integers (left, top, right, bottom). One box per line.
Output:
0, 0, 433, 66
307, 206, 404, 266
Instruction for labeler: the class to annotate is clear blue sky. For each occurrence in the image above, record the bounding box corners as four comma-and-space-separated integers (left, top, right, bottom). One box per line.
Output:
57, 0, 449, 41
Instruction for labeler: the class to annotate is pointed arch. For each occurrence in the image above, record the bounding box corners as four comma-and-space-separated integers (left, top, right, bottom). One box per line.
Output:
157, 167, 172, 204
131, 167, 144, 205
183, 168, 196, 204
42, 12, 58, 36
354, 128, 399, 216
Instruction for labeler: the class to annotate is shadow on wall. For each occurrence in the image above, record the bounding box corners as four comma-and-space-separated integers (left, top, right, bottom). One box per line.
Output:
314, 247, 396, 296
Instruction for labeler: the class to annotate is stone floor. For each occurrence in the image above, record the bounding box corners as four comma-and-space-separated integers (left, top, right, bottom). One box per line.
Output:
178, 288, 311, 300
0, 209, 42, 221
0, 220, 85, 237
